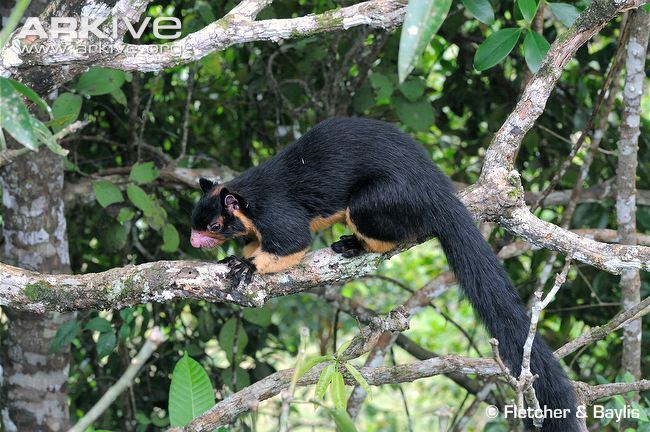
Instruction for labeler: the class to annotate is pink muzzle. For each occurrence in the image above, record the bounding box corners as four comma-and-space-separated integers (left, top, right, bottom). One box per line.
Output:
190, 230, 222, 248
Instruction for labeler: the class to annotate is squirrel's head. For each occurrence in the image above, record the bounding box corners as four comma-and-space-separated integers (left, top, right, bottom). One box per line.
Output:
190, 178, 249, 249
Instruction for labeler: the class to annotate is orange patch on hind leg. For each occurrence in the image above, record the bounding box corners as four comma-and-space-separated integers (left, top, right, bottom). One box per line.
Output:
345, 208, 397, 253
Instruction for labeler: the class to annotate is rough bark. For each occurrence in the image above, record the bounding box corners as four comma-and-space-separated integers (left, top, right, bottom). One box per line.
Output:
617, 7, 648, 382
1, 148, 73, 432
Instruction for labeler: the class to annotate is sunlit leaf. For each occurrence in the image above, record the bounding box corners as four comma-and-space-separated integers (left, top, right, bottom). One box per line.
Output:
129, 162, 160, 184
517, 0, 539, 23
168, 353, 216, 427
77, 68, 126, 96
315, 363, 336, 399
161, 223, 180, 252
398, 0, 452, 82
330, 370, 347, 411
344, 363, 371, 399
93, 180, 124, 208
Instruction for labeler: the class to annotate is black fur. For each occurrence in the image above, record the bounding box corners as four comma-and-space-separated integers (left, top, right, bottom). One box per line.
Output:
192, 117, 578, 430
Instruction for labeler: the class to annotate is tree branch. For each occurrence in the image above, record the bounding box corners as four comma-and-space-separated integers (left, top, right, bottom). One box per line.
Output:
1, 0, 407, 78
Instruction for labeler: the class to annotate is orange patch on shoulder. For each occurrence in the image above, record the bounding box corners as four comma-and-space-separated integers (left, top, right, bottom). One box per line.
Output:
249, 249, 307, 273
233, 209, 261, 241
243, 241, 260, 258
309, 210, 347, 232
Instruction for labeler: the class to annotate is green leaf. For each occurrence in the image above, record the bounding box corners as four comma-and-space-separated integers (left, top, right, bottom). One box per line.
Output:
6, 79, 51, 118
330, 370, 347, 411
50, 320, 81, 353
324, 408, 358, 432
242, 307, 272, 327
96, 331, 117, 358
344, 363, 371, 399
0, 78, 39, 150
474, 28, 523, 71
336, 339, 353, 357
117, 207, 136, 224
461, 0, 495, 24
129, 162, 160, 184
398, 0, 452, 82
76, 67, 126, 96
93, 180, 124, 208
398, 78, 427, 102
394, 98, 435, 132
517, 0, 539, 23
315, 363, 336, 399
161, 223, 180, 252
51, 93, 82, 133
102, 222, 128, 251
168, 353, 216, 427
295, 355, 335, 381
85, 317, 112, 333
523, 31, 551, 73
369, 73, 393, 102
644, 3, 650, 12
126, 184, 154, 214
111, 88, 127, 106
547, 3, 580, 27
218, 318, 249, 364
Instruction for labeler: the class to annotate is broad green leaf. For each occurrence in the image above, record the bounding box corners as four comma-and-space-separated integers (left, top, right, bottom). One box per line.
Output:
51, 93, 82, 133
161, 223, 180, 252
6, 79, 51, 117
76, 67, 126, 96
330, 370, 347, 411
168, 353, 216, 427
644, 3, 650, 12
547, 3, 580, 27
96, 331, 117, 358
144, 201, 167, 230
295, 355, 335, 381
474, 28, 523, 71
523, 31, 551, 73
324, 408, 358, 432
517, 0, 539, 23
218, 318, 249, 364
50, 320, 81, 353
126, 184, 154, 214
344, 363, 371, 399
111, 88, 127, 106
394, 98, 435, 132
398, 0, 452, 82
398, 78, 427, 102
369, 73, 393, 102
242, 307, 272, 327
0, 78, 39, 150
85, 317, 112, 333
129, 162, 160, 184
117, 207, 136, 224
461, 0, 495, 24
93, 180, 124, 208
315, 363, 336, 399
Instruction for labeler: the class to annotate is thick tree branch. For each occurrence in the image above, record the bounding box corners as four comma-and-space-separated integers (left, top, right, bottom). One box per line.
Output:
1, 0, 407, 79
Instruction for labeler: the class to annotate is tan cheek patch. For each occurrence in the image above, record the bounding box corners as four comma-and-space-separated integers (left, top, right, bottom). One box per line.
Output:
250, 249, 307, 273
233, 210, 261, 241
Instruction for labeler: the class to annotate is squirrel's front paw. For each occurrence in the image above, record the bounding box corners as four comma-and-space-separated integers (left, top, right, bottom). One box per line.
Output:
220, 255, 256, 288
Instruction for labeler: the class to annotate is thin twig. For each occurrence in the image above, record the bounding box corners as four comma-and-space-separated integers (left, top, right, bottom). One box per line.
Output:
69, 327, 166, 432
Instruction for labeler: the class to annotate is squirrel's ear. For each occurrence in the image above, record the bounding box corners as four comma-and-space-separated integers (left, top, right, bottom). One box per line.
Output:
199, 178, 215, 194
220, 188, 247, 214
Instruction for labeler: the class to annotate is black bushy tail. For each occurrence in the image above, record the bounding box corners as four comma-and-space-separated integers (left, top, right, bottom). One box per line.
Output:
436, 197, 578, 431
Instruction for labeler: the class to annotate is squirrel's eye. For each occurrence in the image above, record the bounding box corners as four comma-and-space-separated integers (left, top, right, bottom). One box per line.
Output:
208, 223, 221, 232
